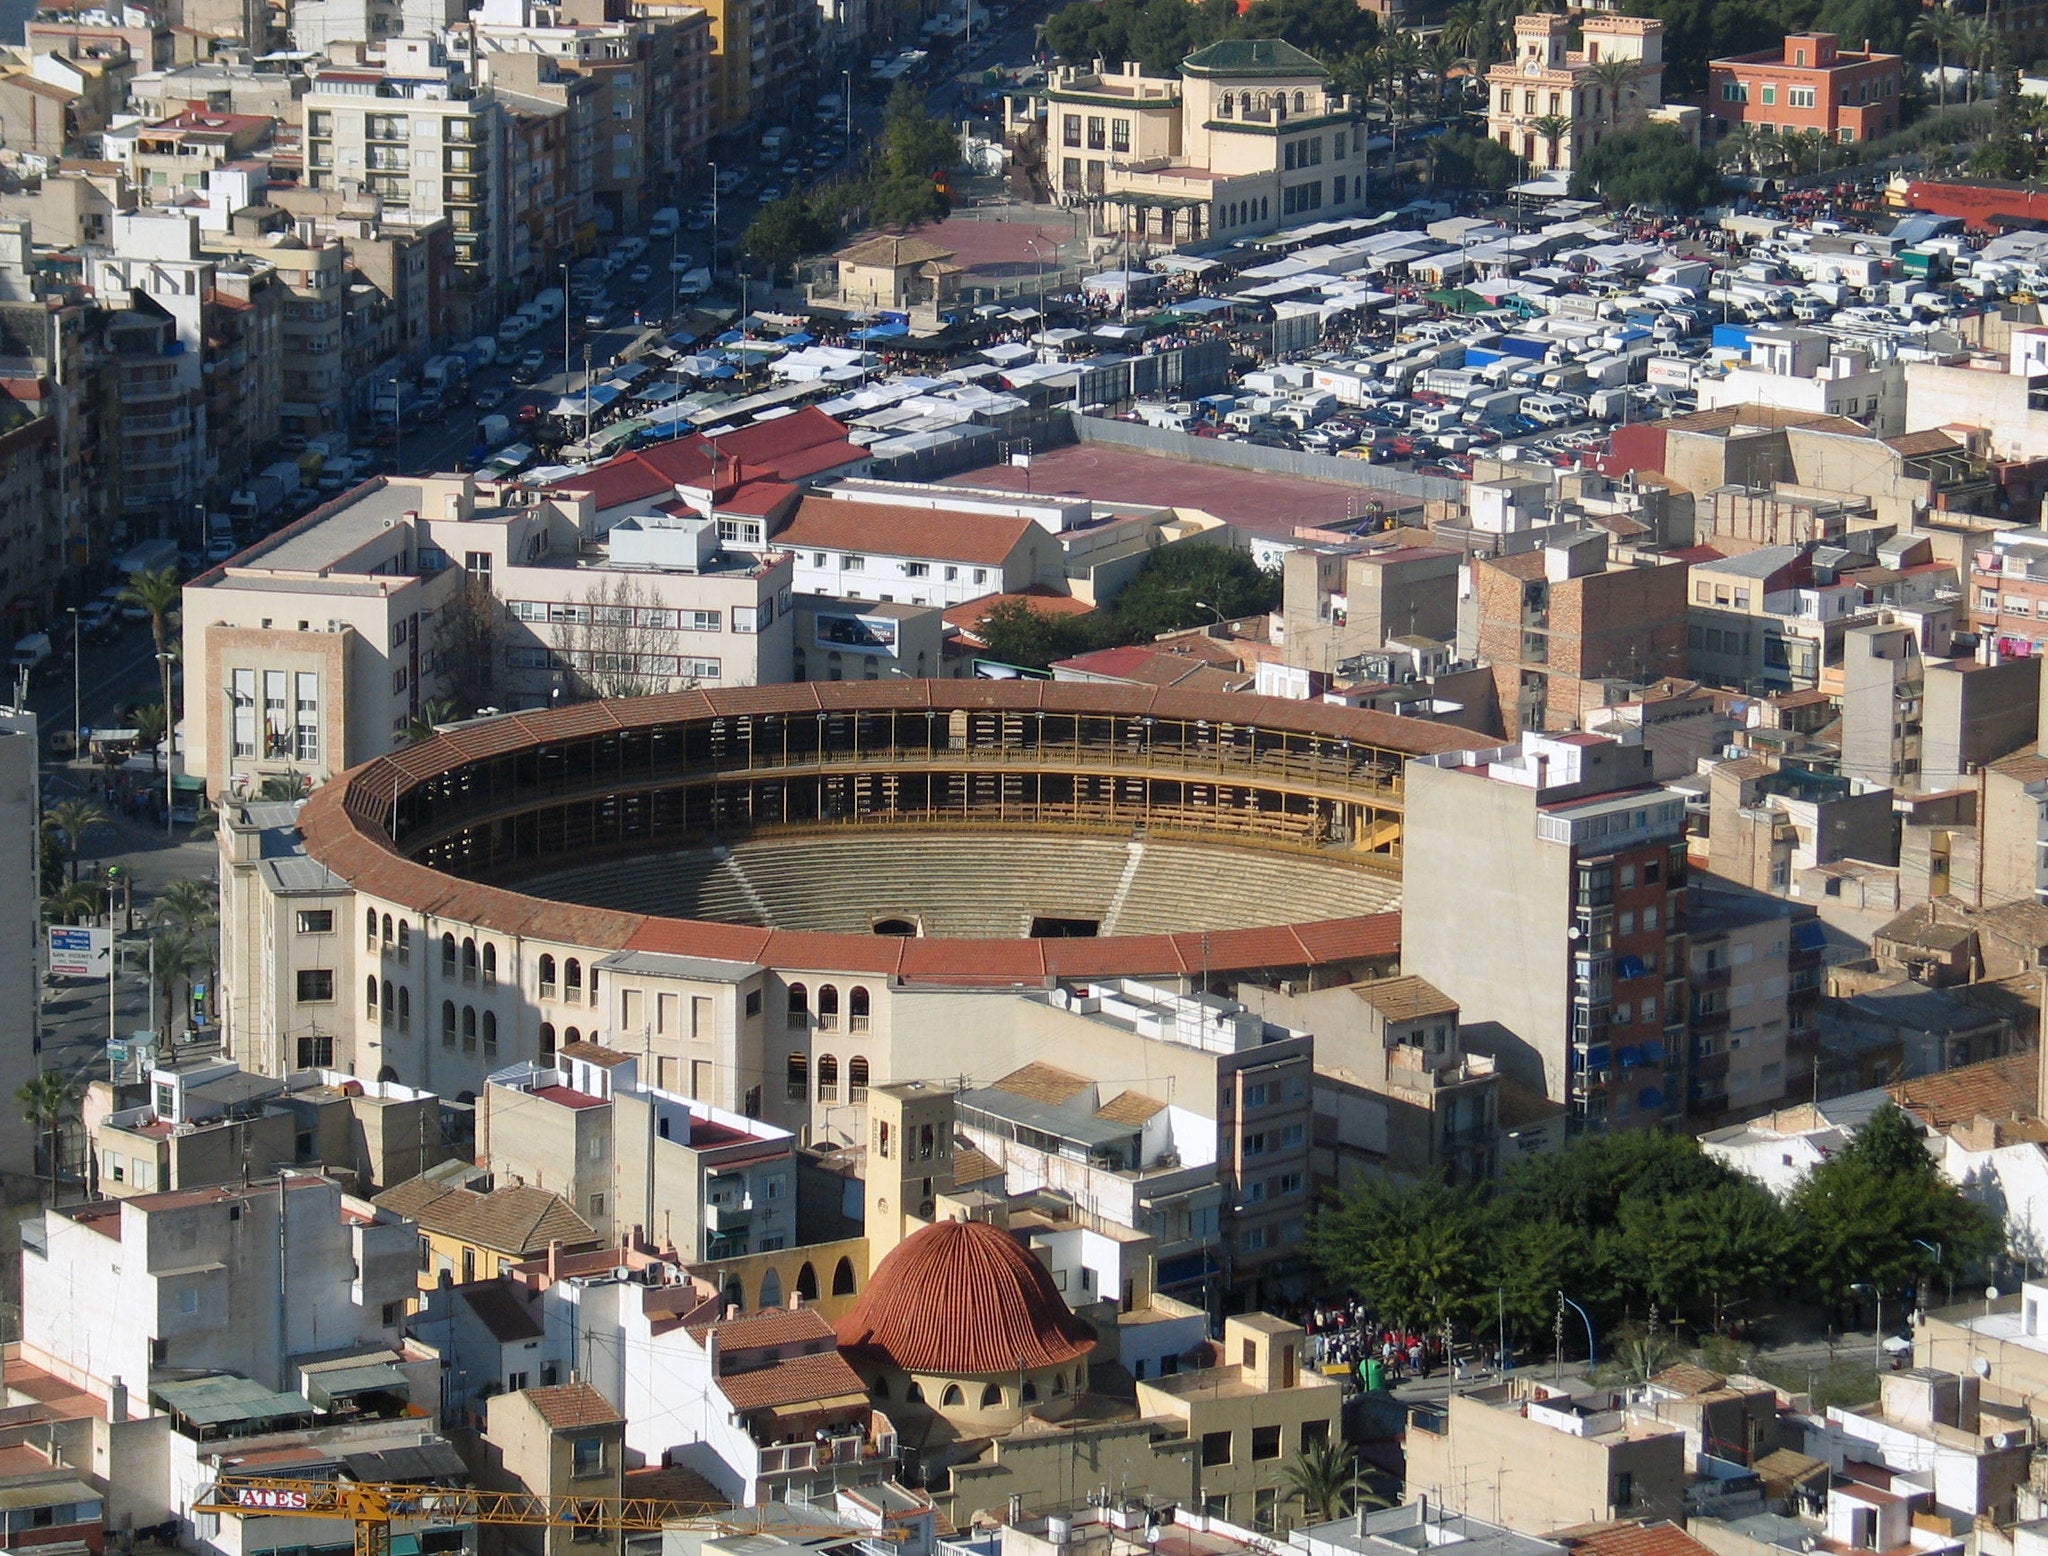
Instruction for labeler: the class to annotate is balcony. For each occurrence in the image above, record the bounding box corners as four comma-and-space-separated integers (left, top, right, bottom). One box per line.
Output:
705, 1197, 752, 1232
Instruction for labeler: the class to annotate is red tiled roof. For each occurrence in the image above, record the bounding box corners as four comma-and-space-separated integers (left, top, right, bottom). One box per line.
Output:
1559, 1525, 1717, 1556
836, 1218, 1096, 1375
775, 495, 1038, 567
687, 1305, 837, 1348
715, 1349, 868, 1413
521, 1380, 623, 1431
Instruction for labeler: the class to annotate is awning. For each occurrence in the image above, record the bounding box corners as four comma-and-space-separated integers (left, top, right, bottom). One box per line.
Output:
0, 1481, 98, 1512
305, 1362, 409, 1409
766, 1393, 869, 1419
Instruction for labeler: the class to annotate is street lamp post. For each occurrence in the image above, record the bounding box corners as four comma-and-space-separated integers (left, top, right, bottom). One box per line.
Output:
65, 606, 79, 764
708, 162, 720, 283
388, 376, 403, 475
1852, 1282, 1883, 1374
842, 71, 852, 159
154, 650, 175, 836
559, 261, 572, 389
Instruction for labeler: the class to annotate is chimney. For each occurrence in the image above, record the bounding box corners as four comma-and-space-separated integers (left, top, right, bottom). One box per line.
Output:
1535, 752, 1550, 791
547, 1240, 561, 1281
107, 1377, 126, 1425
789, 1290, 803, 1310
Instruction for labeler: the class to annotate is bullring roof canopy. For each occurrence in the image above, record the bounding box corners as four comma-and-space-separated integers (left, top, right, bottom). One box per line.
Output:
297, 680, 1461, 984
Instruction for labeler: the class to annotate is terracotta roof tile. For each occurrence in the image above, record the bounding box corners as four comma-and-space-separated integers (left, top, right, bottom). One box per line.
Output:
687, 1306, 837, 1348
376, 1180, 600, 1258
1094, 1091, 1167, 1125
836, 1218, 1095, 1375
521, 1381, 623, 1431
990, 1062, 1092, 1105
1890, 1054, 2038, 1131
715, 1350, 868, 1413
1558, 1526, 1715, 1556
775, 494, 1039, 568
1649, 1363, 1726, 1397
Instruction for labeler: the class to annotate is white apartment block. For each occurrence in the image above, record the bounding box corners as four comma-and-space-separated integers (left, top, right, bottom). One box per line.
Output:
182, 470, 795, 794
20, 1175, 414, 1401
1697, 329, 1907, 434
0, 711, 36, 1179
301, 40, 505, 300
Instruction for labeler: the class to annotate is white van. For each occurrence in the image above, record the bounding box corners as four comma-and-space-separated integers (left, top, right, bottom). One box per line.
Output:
1521, 393, 1577, 427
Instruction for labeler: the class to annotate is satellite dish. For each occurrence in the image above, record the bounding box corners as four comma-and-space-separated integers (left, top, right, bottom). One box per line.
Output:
1975, 1357, 1992, 1377
1994, 1433, 2011, 1449
1988, 1286, 2002, 1302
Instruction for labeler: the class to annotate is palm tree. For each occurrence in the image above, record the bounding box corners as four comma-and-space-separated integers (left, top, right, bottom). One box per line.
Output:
1381, 30, 1426, 116
1912, 3, 1961, 109
1716, 122, 1763, 174
16, 1071, 75, 1203
404, 698, 457, 744
1424, 36, 1465, 111
119, 567, 181, 778
150, 927, 208, 1037
130, 702, 168, 774
1955, 15, 1999, 103
1587, 57, 1636, 126
1442, 0, 1485, 59
42, 881, 104, 925
257, 774, 310, 802
42, 798, 107, 884
151, 877, 217, 935
1529, 113, 1572, 169
1283, 1436, 1379, 1524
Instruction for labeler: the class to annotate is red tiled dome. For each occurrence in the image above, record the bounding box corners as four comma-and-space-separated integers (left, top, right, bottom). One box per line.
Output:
836, 1218, 1098, 1375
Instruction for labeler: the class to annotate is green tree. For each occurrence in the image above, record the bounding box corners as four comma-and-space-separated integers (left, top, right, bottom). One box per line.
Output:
42, 799, 108, 885
1840, 1102, 1933, 1180
881, 80, 959, 180
1431, 131, 1524, 190
1815, 0, 1921, 59
130, 702, 168, 773
1610, 1176, 1791, 1322
405, 698, 458, 744
1238, 0, 1382, 62
119, 568, 182, 777
869, 175, 950, 231
1108, 543, 1282, 641
1282, 1436, 1370, 1522
1568, 123, 1723, 210
1789, 1104, 2002, 1306
1314, 1176, 1488, 1332
149, 927, 209, 1038
1485, 1217, 1593, 1351
744, 194, 831, 281
975, 599, 1105, 671
42, 881, 103, 926
1911, 2, 1961, 108
1499, 1127, 1739, 1230
16, 1071, 75, 1202
1529, 113, 1573, 168
1587, 57, 1638, 125
151, 877, 218, 936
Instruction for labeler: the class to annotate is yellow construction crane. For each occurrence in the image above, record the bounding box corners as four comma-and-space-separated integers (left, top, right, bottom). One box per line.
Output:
195, 1474, 747, 1556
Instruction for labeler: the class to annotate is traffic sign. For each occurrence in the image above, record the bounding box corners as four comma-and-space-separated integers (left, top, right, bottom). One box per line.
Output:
47, 926, 109, 978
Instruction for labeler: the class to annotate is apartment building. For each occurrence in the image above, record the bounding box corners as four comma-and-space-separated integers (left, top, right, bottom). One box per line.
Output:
207, 216, 357, 435
482, 1042, 798, 1259
1700, 329, 1904, 434
92, 211, 244, 518
116, 105, 274, 204
479, 1384, 626, 1556
1133, 1315, 1341, 1530
1280, 539, 1461, 677
1406, 728, 1690, 1132
1239, 976, 1504, 1187
301, 41, 505, 321
953, 1063, 1226, 1292
182, 469, 796, 792
463, 0, 712, 232
86, 1055, 446, 1196
1032, 42, 1369, 245
1485, 13, 1674, 173
475, 49, 600, 288
0, 712, 36, 1181
891, 979, 1315, 1300
1838, 613, 2038, 794
379, 1164, 602, 1291
1705, 756, 1894, 895
1404, 1378, 1688, 1535
264, 185, 456, 368
1469, 527, 1689, 735
20, 1175, 416, 1399
1685, 886, 1823, 1119
778, 491, 1064, 609
1707, 32, 1903, 147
